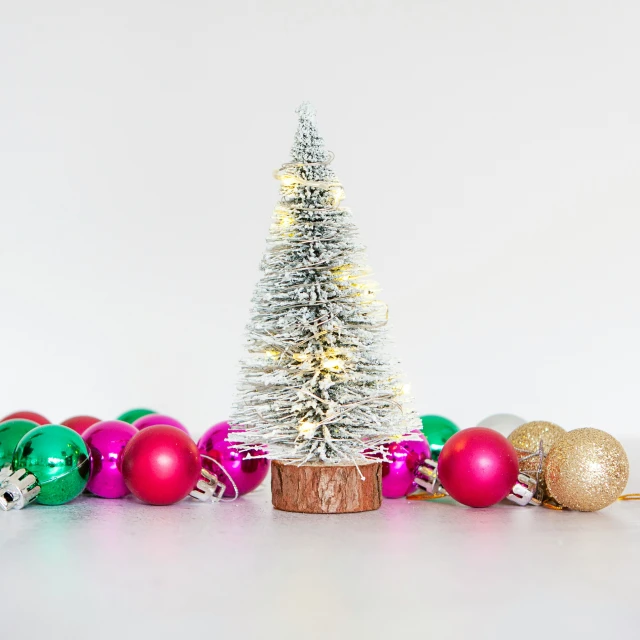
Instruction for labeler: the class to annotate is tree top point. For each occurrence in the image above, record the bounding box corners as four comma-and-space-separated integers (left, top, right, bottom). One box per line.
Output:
290, 102, 328, 164
296, 101, 317, 120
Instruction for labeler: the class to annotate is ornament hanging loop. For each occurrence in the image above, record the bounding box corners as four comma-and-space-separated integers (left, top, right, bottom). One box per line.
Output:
0, 469, 41, 511
196, 454, 240, 502
190, 468, 226, 503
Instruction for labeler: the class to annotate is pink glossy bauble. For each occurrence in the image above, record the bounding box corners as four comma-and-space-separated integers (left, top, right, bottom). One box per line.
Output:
83, 420, 138, 498
62, 415, 101, 435
132, 413, 189, 434
1, 411, 49, 425
380, 435, 431, 498
438, 427, 519, 508
197, 422, 269, 497
122, 425, 201, 505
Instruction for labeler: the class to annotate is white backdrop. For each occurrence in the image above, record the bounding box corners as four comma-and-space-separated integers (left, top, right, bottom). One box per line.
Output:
1, 1, 639, 437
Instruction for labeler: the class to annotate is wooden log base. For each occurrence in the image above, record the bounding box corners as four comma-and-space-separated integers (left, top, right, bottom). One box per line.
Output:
271, 459, 382, 514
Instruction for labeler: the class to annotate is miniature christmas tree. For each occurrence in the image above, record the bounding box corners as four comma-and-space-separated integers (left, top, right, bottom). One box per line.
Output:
231, 103, 419, 512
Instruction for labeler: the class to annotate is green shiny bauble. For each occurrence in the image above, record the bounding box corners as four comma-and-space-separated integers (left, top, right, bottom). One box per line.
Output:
420, 415, 460, 461
117, 408, 156, 424
0, 419, 39, 469
12, 425, 91, 505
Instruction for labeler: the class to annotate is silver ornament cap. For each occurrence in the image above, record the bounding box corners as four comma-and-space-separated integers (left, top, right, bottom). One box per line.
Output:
507, 472, 538, 506
414, 459, 447, 496
190, 468, 226, 503
0, 465, 11, 484
0, 469, 41, 511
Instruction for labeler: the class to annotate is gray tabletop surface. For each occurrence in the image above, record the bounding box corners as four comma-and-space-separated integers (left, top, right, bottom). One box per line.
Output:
3, 439, 639, 640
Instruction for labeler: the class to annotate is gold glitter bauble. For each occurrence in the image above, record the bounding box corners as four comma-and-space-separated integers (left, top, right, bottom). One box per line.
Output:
544, 428, 629, 512
507, 421, 566, 476
508, 421, 566, 501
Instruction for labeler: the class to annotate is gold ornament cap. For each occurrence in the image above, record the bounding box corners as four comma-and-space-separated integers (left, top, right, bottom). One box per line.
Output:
544, 428, 629, 512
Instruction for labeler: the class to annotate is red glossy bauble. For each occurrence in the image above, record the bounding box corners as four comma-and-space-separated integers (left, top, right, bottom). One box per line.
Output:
1, 411, 49, 425
437, 427, 519, 508
122, 425, 201, 505
61, 415, 101, 435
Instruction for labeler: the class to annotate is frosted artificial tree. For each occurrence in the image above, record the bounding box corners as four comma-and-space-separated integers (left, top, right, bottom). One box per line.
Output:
231, 103, 420, 513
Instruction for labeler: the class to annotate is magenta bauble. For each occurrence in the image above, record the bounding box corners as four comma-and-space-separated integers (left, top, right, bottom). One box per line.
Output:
380, 435, 431, 498
83, 420, 139, 498
132, 413, 189, 435
197, 422, 269, 497
437, 427, 519, 508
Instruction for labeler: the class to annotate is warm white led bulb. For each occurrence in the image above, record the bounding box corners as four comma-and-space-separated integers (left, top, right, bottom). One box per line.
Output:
322, 359, 343, 372
297, 421, 317, 439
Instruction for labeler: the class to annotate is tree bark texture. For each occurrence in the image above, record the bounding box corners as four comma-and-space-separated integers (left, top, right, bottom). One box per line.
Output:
271, 459, 382, 514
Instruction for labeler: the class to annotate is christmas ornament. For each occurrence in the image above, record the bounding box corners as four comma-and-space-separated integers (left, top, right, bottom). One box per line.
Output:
229, 103, 420, 514
507, 421, 566, 465
379, 435, 430, 498
132, 413, 189, 434
0, 419, 39, 472
2, 425, 91, 509
62, 415, 101, 435
544, 428, 629, 512
197, 422, 269, 497
476, 413, 526, 435
117, 408, 156, 424
122, 425, 202, 505
419, 415, 458, 460
83, 420, 138, 498
417, 427, 524, 508
507, 421, 566, 500
1, 411, 49, 425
